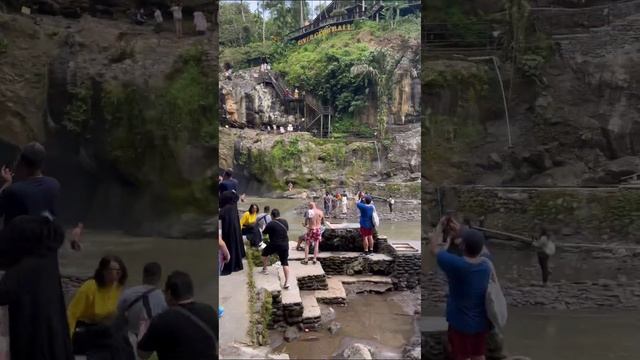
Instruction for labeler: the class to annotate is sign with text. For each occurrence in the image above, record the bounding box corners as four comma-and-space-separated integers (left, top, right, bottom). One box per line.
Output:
297, 23, 353, 46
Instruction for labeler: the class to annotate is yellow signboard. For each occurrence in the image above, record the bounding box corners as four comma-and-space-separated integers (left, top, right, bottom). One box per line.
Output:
297, 24, 353, 46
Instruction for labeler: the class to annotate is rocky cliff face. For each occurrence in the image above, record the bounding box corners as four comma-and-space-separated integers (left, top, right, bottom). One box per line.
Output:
0, 13, 216, 237
425, 11, 640, 186
219, 126, 420, 195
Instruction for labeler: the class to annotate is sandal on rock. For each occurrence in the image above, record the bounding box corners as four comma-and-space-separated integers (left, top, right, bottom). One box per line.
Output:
312, 259, 317, 265
301, 260, 308, 265
260, 269, 268, 275
283, 283, 290, 289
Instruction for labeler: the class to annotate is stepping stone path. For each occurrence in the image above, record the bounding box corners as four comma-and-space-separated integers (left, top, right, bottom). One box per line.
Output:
255, 252, 396, 327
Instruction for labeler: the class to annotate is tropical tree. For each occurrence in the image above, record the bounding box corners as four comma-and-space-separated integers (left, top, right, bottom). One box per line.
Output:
350, 48, 397, 138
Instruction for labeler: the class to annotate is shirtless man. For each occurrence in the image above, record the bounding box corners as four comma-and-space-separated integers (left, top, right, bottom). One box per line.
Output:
301, 202, 328, 265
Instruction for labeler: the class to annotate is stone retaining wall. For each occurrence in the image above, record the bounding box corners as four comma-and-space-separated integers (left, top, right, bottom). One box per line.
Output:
297, 274, 328, 290
318, 256, 394, 276
282, 302, 304, 325
531, 0, 640, 34
381, 243, 421, 290
429, 186, 640, 244
320, 228, 383, 253
269, 291, 284, 329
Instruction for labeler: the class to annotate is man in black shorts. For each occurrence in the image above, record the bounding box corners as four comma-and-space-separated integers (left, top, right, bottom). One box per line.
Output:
260, 209, 291, 289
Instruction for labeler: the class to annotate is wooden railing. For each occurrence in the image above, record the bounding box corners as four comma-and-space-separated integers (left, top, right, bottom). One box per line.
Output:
285, 1, 386, 42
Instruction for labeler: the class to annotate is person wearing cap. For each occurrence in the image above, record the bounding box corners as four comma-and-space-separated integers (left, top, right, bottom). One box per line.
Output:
0, 142, 83, 250
429, 217, 492, 360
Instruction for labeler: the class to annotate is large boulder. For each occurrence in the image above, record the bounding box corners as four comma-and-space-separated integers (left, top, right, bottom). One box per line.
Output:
342, 344, 373, 360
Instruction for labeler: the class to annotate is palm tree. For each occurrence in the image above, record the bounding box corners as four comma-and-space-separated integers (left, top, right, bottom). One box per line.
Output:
350, 48, 395, 138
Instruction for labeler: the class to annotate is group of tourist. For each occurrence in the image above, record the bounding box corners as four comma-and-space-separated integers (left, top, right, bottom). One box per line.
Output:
262, 123, 296, 134
0, 142, 217, 359
430, 212, 555, 359
131, 2, 210, 37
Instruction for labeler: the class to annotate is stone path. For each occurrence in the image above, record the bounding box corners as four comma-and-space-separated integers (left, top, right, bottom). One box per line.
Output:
219, 260, 251, 346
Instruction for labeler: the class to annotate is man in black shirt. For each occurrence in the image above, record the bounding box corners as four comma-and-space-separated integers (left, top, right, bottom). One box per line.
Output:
138, 271, 218, 360
217, 169, 239, 198
260, 208, 291, 289
0, 142, 82, 250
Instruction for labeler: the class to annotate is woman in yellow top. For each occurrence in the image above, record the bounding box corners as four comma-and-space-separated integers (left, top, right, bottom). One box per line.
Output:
240, 203, 259, 246
67, 255, 128, 356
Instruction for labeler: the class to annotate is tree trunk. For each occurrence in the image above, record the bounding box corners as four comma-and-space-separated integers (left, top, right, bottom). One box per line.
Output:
240, 0, 245, 23
262, 0, 266, 44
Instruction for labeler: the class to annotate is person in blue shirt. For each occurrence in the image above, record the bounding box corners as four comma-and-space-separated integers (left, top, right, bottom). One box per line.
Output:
430, 217, 491, 360
356, 194, 375, 256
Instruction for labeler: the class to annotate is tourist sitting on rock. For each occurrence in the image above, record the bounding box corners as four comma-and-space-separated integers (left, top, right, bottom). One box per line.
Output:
287, 123, 294, 132
260, 209, 291, 289
429, 218, 492, 360
116, 262, 168, 357
302, 202, 326, 265
137, 271, 218, 359
279, 126, 286, 134
288, 182, 294, 191
0, 216, 73, 360
532, 228, 555, 285
240, 204, 262, 247
68, 255, 128, 358
357, 196, 376, 256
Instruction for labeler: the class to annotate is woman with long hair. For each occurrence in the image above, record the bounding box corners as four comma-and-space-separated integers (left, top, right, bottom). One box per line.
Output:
68, 255, 128, 357
0, 215, 73, 359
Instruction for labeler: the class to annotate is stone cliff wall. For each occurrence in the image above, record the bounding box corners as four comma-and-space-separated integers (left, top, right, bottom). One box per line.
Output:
427, 186, 640, 243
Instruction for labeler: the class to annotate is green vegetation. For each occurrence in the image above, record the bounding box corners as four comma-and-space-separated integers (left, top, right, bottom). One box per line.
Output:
246, 248, 272, 346
0, 38, 7, 54
61, 46, 215, 214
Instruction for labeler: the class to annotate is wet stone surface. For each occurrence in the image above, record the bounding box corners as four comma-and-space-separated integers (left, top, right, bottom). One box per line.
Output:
422, 271, 640, 310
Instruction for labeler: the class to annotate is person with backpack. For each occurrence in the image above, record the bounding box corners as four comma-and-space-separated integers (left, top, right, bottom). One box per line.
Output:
260, 209, 291, 289
116, 262, 168, 358
429, 217, 492, 360
137, 271, 217, 359
256, 206, 272, 233
356, 195, 376, 256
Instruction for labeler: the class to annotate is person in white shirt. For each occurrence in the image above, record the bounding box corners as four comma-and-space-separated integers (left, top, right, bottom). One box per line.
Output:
287, 124, 293, 132
169, 2, 182, 38
153, 8, 163, 33
193, 11, 207, 35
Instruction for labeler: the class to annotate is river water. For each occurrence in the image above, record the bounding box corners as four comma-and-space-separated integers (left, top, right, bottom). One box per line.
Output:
424, 246, 640, 359
58, 231, 216, 305
244, 196, 421, 359
240, 196, 420, 242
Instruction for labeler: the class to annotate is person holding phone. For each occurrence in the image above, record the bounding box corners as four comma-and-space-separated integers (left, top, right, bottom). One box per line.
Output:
0, 142, 83, 251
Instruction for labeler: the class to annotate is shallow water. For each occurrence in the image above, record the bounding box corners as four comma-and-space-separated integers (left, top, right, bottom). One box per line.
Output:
272, 293, 416, 359
58, 230, 216, 305
424, 245, 640, 359
241, 196, 420, 242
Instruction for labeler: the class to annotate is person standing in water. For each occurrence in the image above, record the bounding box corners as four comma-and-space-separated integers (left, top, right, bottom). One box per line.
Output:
169, 2, 182, 38
532, 228, 555, 285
